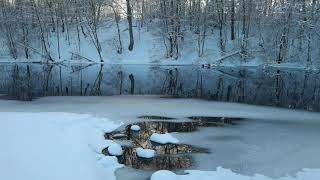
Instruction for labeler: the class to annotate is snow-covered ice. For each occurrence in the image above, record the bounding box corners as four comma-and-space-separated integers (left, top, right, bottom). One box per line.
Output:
108, 143, 123, 156
130, 125, 141, 131
0, 112, 122, 180
1, 96, 319, 124
150, 133, 179, 144
151, 167, 320, 180
136, 148, 156, 158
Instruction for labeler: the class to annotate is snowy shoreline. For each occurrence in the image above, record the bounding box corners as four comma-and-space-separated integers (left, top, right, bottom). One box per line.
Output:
0, 60, 319, 71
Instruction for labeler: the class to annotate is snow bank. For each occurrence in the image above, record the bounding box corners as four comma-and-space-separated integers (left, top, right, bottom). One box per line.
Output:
0, 112, 122, 180
136, 148, 155, 158
150, 133, 179, 144
151, 167, 320, 180
108, 143, 123, 156
130, 125, 141, 131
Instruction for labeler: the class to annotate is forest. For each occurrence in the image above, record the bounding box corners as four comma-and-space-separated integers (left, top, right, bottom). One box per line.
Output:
0, 0, 319, 64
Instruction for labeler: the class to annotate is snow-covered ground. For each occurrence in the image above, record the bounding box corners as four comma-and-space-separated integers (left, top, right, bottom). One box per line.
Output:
0, 21, 318, 69
1, 96, 320, 180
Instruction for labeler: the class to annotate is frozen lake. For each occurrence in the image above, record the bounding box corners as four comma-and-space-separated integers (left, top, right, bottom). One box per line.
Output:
1, 96, 320, 180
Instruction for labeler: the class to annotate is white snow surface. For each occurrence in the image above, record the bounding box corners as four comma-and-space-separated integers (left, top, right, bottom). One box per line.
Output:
0, 112, 123, 180
1, 96, 319, 123
150, 133, 179, 144
136, 148, 156, 158
151, 168, 320, 180
130, 125, 141, 131
108, 143, 123, 156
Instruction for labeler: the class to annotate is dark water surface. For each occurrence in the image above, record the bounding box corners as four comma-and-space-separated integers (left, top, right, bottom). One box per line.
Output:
0, 63, 319, 111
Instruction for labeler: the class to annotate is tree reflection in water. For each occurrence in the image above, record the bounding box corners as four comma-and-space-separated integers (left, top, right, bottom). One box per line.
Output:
2, 64, 320, 112
103, 116, 242, 170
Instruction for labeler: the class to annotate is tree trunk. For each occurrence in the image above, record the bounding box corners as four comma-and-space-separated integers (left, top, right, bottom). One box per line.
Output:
126, 0, 134, 51
111, 5, 123, 54
231, 0, 235, 40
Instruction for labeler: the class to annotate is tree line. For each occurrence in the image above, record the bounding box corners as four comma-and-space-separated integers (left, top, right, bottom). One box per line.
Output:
0, 0, 319, 63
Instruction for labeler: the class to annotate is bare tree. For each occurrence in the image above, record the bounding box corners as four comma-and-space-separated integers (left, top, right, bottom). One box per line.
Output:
126, 0, 134, 51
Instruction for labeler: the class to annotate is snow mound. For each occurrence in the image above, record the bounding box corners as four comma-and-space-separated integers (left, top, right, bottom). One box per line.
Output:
150, 133, 179, 144
136, 147, 155, 158
130, 125, 141, 131
151, 170, 177, 180
108, 143, 123, 156
99, 156, 123, 169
